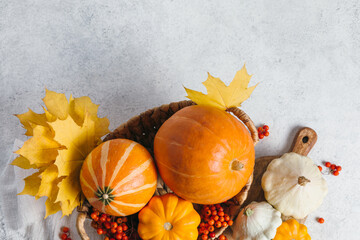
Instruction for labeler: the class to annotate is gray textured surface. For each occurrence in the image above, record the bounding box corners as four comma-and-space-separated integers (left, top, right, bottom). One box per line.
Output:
1, 0, 360, 239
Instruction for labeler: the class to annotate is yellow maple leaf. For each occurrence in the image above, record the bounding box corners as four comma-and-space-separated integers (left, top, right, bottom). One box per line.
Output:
18, 171, 42, 196
60, 193, 81, 216
15, 109, 49, 136
11, 156, 36, 169
15, 125, 65, 167
37, 164, 61, 199
45, 184, 61, 218
50, 114, 97, 175
184, 65, 258, 110
56, 168, 82, 205
14, 89, 110, 218
69, 95, 110, 139
43, 89, 69, 120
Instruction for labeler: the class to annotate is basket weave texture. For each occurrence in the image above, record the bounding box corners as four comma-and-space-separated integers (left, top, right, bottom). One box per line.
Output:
77, 100, 258, 240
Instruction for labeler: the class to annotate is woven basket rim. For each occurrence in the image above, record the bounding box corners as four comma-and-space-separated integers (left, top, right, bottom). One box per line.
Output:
76, 100, 258, 240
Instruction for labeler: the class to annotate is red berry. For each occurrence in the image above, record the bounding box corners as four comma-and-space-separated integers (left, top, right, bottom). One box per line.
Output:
203, 230, 209, 235
122, 236, 128, 240
222, 222, 228, 227
100, 217, 106, 222
116, 226, 123, 233
258, 127, 263, 132
208, 219, 214, 225
336, 166, 342, 171
67, 238, 72, 240
325, 162, 331, 167
111, 222, 118, 229
201, 234, 208, 240
104, 237, 110, 240
115, 233, 123, 239
212, 215, 219, 221
219, 235, 226, 240
224, 215, 230, 222
264, 131, 269, 137
263, 125, 269, 131
209, 232, 216, 238
333, 171, 339, 176
330, 164, 336, 170
318, 218, 325, 224
116, 218, 123, 224
215, 221, 222, 228
211, 210, 217, 216
208, 225, 214, 232
259, 133, 264, 139
90, 212, 97, 219
318, 166, 322, 171
228, 220, 233, 226
97, 228, 104, 235
60, 233, 67, 240
219, 217, 225, 222
104, 222, 111, 229
62, 227, 69, 233
122, 225, 128, 231
218, 211, 224, 217
122, 217, 128, 223
215, 204, 221, 209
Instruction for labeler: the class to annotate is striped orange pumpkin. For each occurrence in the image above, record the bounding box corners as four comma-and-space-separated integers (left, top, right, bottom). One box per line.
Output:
80, 139, 157, 216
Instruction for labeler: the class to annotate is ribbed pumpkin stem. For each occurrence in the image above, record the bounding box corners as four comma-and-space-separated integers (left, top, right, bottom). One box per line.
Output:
298, 176, 311, 186
231, 159, 244, 171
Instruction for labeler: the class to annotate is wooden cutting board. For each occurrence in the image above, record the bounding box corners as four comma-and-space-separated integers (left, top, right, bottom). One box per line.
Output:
223, 127, 318, 239
242, 127, 318, 224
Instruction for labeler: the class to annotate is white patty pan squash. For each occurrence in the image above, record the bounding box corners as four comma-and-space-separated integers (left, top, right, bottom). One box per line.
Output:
262, 152, 328, 219
232, 201, 282, 240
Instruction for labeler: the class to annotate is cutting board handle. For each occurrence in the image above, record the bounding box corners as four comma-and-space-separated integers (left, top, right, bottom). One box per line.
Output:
291, 127, 317, 156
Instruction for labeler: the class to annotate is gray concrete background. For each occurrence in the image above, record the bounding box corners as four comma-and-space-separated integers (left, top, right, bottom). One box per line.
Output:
1, 0, 360, 239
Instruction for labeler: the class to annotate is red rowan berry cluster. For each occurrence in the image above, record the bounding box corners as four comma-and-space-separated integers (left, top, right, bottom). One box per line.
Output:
257, 125, 269, 139
60, 227, 71, 240
198, 204, 233, 240
90, 209, 129, 240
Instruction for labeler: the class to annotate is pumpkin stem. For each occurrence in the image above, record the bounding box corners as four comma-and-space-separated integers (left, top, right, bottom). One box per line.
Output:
244, 207, 254, 217
298, 176, 311, 186
163, 222, 173, 231
231, 159, 244, 171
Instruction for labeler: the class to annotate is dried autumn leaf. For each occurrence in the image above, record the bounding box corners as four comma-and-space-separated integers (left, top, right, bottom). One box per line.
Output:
15, 125, 64, 167
15, 109, 49, 136
18, 171, 42, 196
11, 156, 36, 169
45, 184, 61, 218
43, 89, 69, 120
14, 89, 110, 217
36, 164, 60, 199
50, 114, 97, 176
185, 65, 258, 110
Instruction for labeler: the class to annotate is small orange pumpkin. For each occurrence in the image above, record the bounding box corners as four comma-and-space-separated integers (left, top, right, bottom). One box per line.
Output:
138, 193, 201, 240
154, 105, 255, 204
274, 219, 311, 240
80, 139, 157, 216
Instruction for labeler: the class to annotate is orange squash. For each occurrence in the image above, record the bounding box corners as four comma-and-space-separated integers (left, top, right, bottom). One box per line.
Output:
138, 193, 201, 240
274, 219, 311, 240
154, 105, 255, 204
80, 139, 157, 216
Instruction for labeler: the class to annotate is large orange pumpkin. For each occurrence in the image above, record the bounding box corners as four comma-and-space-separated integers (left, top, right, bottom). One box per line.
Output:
80, 139, 157, 216
154, 105, 255, 204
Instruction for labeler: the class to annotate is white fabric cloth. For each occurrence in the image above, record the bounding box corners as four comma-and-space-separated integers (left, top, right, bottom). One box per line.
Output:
0, 140, 100, 240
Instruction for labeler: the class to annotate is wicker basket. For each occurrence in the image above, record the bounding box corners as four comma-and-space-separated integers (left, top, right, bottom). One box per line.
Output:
76, 100, 258, 240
